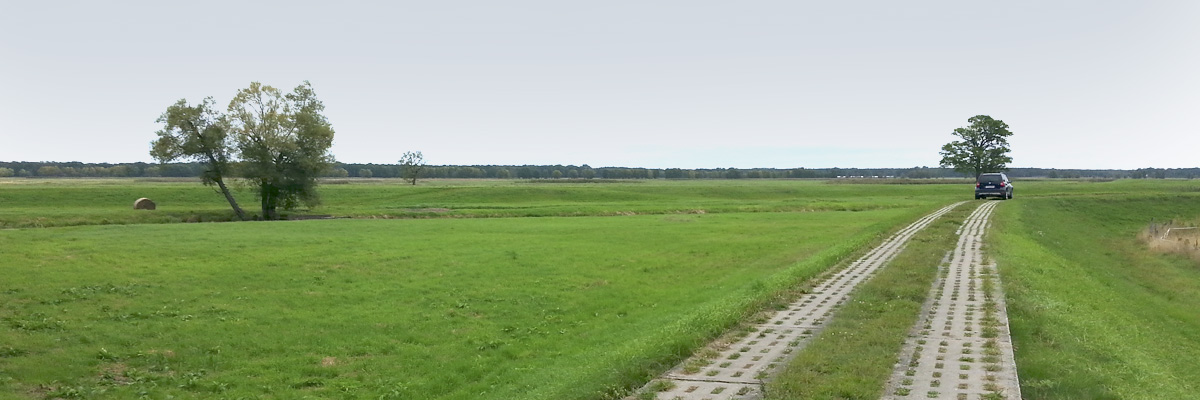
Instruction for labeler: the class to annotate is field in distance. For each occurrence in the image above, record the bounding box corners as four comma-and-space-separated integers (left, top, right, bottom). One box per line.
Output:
0, 178, 963, 228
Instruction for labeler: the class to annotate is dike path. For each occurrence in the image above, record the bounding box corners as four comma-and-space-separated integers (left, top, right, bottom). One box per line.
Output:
637, 201, 1021, 400
642, 202, 965, 400
880, 201, 1021, 399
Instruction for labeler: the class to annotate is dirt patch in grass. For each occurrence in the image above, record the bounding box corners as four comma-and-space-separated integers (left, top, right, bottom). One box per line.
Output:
26, 384, 52, 399
99, 363, 132, 385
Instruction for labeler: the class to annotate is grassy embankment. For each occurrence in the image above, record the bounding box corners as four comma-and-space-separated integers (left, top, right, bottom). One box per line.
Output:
991, 191, 1200, 399
1, 179, 952, 399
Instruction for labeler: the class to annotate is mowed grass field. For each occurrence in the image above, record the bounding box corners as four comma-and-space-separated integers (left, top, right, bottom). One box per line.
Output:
4, 178, 1200, 399
2, 179, 952, 399
0, 179, 960, 228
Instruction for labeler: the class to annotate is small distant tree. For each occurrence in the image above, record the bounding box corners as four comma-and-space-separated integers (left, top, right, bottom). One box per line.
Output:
399, 151, 425, 185
551, 170, 563, 179
939, 115, 1013, 179
358, 168, 373, 178
0, 167, 13, 177
151, 97, 247, 220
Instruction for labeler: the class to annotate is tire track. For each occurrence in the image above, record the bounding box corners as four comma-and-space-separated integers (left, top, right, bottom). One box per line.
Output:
641, 202, 965, 400
881, 200, 1021, 400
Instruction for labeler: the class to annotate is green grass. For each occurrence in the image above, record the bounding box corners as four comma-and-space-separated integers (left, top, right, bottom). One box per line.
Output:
7, 177, 1198, 229
765, 203, 971, 399
7, 177, 1200, 399
991, 193, 1200, 399
0, 205, 923, 399
2, 178, 968, 228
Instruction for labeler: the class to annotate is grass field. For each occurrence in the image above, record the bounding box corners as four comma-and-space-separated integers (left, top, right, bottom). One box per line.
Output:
5, 177, 1200, 399
0, 178, 960, 228
991, 192, 1200, 399
4, 178, 1192, 229
763, 180, 1200, 400
1, 179, 946, 399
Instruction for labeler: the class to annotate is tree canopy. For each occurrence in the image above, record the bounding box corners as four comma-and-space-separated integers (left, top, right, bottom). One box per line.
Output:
149, 81, 335, 220
939, 115, 1013, 178
151, 97, 247, 220
227, 81, 336, 220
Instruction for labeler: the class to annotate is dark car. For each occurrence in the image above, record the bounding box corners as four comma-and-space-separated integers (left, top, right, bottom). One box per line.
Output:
975, 173, 1013, 200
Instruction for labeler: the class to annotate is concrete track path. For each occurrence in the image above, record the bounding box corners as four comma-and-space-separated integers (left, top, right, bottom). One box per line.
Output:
880, 200, 1021, 400
642, 202, 965, 400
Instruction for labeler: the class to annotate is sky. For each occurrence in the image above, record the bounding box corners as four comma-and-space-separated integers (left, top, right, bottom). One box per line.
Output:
1, 1, 1197, 169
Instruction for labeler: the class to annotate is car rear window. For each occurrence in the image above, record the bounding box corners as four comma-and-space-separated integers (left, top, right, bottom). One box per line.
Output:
979, 174, 1003, 182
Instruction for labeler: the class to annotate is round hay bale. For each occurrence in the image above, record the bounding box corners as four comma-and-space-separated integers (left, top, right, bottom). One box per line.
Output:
133, 198, 156, 210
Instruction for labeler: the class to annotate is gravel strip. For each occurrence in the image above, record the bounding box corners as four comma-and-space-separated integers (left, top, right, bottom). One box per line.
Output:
881, 200, 1021, 400
641, 202, 966, 400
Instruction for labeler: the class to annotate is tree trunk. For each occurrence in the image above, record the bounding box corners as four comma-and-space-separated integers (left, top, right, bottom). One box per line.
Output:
200, 152, 246, 221
260, 182, 278, 220
215, 178, 247, 221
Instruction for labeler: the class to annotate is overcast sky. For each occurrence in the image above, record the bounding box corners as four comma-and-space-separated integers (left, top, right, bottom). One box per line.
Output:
2, 1, 1197, 169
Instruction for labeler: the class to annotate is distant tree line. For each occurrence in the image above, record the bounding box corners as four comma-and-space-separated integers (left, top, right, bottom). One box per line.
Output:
3, 161, 1198, 180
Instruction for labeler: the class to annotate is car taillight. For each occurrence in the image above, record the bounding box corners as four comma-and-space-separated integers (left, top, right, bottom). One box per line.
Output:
1000, 182, 1006, 187
976, 182, 980, 188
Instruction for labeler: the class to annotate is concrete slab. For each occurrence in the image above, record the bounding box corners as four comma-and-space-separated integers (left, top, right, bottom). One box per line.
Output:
640, 202, 967, 400
881, 201, 1022, 400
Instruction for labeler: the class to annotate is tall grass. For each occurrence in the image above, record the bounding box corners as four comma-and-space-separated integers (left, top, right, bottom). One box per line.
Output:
1139, 219, 1200, 262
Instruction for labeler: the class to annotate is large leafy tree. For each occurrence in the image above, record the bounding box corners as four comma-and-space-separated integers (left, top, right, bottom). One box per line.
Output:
227, 81, 335, 220
939, 115, 1013, 178
151, 98, 248, 220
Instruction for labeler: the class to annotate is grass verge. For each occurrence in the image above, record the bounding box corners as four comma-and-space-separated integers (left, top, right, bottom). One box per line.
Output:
990, 194, 1200, 399
765, 202, 971, 399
